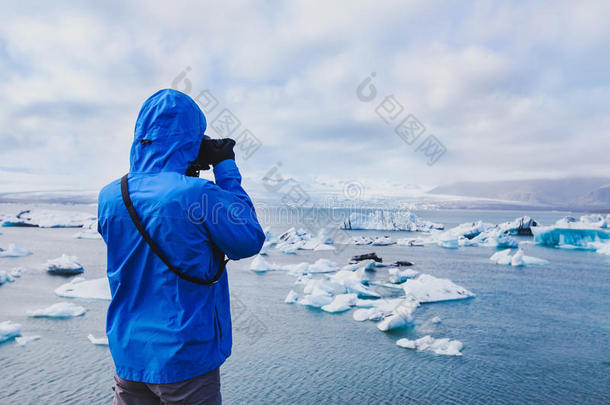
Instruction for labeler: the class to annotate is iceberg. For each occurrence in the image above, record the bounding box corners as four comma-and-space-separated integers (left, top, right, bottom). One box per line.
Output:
396, 237, 425, 247
490, 249, 513, 265
16, 335, 41, 346
402, 274, 474, 303
377, 298, 420, 331
298, 293, 333, 308
44, 254, 84, 275
1, 209, 95, 228
321, 293, 358, 313
352, 298, 404, 321
74, 219, 102, 240
341, 210, 444, 232
0, 320, 21, 342
27, 302, 86, 318
388, 267, 419, 284
88, 334, 109, 346
274, 227, 335, 252
0, 243, 32, 257
284, 290, 299, 304
532, 226, 610, 251
298, 259, 339, 274
0, 271, 14, 285
372, 236, 396, 246
396, 335, 463, 356
249, 255, 282, 273
55, 277, 111, 300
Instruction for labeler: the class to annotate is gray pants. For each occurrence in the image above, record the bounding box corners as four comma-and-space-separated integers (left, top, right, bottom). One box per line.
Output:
113, 368, 221, 405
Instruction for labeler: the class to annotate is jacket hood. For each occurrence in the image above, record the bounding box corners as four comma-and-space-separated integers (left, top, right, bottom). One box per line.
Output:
130, 89, 207, 174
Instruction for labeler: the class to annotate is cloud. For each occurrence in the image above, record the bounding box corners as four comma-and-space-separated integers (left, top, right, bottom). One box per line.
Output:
0, 0, 608, 193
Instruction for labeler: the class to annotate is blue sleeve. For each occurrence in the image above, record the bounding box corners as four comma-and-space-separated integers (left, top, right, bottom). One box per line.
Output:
201, 159, 265, 260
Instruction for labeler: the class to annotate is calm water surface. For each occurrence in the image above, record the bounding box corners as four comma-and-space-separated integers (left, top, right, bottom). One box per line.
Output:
0, 205, 609, 404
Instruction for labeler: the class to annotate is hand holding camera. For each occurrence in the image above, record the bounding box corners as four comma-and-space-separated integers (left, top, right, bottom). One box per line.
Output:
187, 138, 236, 177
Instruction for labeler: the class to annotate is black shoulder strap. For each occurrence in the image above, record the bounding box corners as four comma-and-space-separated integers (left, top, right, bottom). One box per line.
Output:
120, 174, 228, 286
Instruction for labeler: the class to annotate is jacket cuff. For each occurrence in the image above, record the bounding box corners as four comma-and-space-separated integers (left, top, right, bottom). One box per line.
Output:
213, 159, 238, 178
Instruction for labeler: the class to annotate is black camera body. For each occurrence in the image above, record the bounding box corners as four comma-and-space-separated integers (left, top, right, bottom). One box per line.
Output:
186, 138, 233, 177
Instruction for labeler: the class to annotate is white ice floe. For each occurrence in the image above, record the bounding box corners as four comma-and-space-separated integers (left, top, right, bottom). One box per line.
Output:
352, 298, 404, 321
249, 255, 280, 273
396, 238, 425, 247
298, 293, 333, 308
27, 302, 86, 318
396, 335, 463, 356
351, 236, 373, 245
284, 290, 299, 304
0, 243, 32, 257
10, 268, 24, 278
55, 277, 111, 300
490, 249, 549, 266
402, 274, 474, 303
0, 271, 14, 285
74, 219, 102, 240
341, 210, 444, 232
44, 254, 84, 275
377, 298, 420, 331
372, 236, 396, 246
274, 227, 335, 253
388, 267, 419, 284
0, 321, 21, 342
290, 258, 339, 274
88, 334, 109, 346
321, 293, 358, 313
1, 209, 95, 228
16, 335, 41, 346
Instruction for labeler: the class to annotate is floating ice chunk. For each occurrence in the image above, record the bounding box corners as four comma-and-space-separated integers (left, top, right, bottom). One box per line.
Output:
437, 237, 459, 249
402, 274, 474, 303
396, 237, 425, 246
284, 290, 299, 304
490, 249, 513, 265
532, 226, 610, 251
0, 243, 32, 257
306, 259, 339, 273
0, 321, 21, 342
343, 279, 380, 298
10, 267, 24, 278
372, 236, 396, 246
295, 274, 312, 285
27, 302, 86, 318
351, 236, 373, 245
388, 267, 419, 284
298, 293, 333, 308
277, 243, 299, 254
490, 249, 548, 266
44, 254, 84, 275
74, 219, 102, 240
249, 255, 281, 273
341, 210, 444, 231
16, 335, 41, 346
591, 241, 610, 256
396, 335, 463, 356
88, 334, 109, 346
55, 277, 111, 300
352, 298, 404, 321
2, 209, 95, 228
258, 241, 272, 255
429, 316, 442, 324
377, 298, 420, 331
0, 271, 14, 285
321, 293, 357, 313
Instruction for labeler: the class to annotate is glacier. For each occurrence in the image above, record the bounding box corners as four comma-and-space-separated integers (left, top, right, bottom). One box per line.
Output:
396, 335, 463, 356
341, 210, 444, 231
1, 209, 95, 228
55, 277, 111, 300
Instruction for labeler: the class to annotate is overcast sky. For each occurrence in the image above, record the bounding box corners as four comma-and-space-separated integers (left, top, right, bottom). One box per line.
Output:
1, 0, 609, 193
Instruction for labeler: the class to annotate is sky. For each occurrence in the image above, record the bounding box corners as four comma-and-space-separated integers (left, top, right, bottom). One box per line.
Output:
1, 0, 609, 194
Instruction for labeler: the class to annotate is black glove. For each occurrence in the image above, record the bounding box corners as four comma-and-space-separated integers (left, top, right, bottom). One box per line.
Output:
186, 138, 236, 177
205, 138, 236, 166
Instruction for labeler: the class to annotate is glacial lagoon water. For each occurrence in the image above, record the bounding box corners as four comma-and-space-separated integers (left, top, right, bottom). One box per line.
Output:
1, 204, 609, 404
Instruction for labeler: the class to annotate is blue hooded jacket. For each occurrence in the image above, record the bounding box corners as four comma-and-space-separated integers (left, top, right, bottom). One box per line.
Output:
98, 89, 265, 384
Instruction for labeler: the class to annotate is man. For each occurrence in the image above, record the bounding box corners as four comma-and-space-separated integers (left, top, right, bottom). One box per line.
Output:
98, 89, 265, 404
